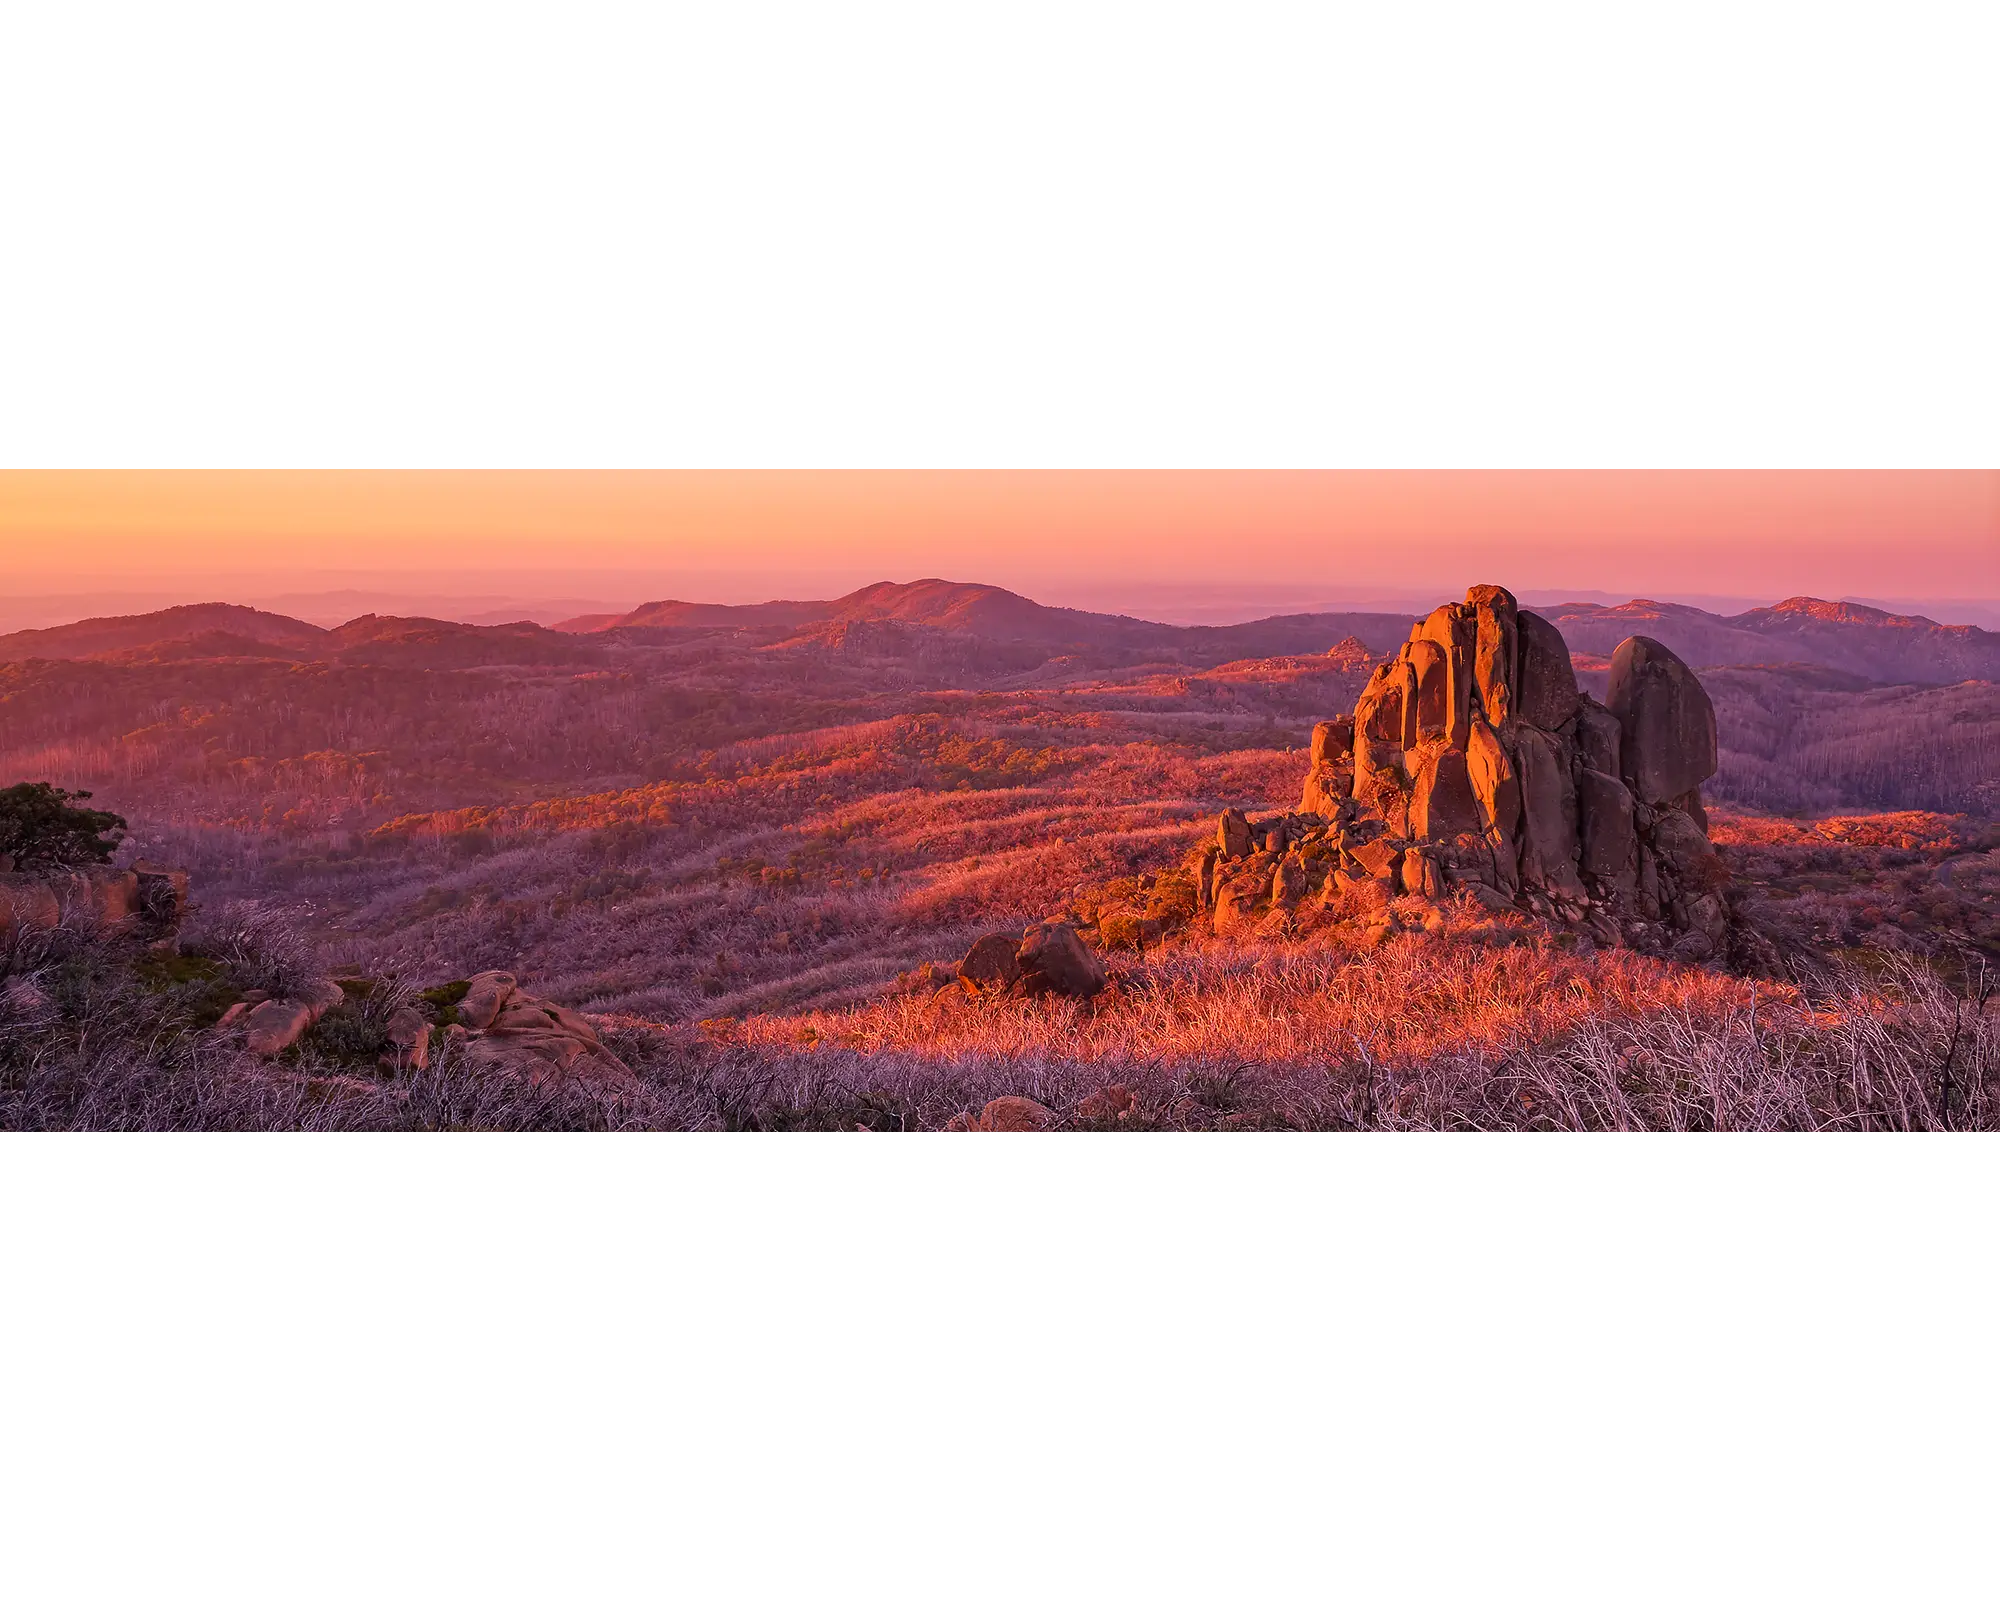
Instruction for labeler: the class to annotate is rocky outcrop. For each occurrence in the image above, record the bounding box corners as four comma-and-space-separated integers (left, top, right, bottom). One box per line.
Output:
219, 963, 633, 1087
436, 970, 634, 1089
1195, 584, 1727, 958
0, 859, 188, 946
0, 878, 60, 938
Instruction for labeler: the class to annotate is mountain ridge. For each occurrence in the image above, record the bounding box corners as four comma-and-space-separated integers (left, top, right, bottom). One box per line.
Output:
2, 580, 1995, 684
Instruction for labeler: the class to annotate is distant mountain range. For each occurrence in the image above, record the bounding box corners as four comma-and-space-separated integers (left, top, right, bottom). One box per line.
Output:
1535, 595, 2000, 682
2, 581, 1995, 685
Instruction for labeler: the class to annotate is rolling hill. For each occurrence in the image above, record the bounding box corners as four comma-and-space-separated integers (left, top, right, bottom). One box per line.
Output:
1542, 596, 2000, 683
0, 603, 330, 662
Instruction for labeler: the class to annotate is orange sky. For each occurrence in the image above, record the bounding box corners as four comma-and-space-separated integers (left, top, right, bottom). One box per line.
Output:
3, 471, 1993, 604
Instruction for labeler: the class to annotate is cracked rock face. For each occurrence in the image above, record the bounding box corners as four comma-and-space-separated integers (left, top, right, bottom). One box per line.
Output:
1198, 584, 1727, 959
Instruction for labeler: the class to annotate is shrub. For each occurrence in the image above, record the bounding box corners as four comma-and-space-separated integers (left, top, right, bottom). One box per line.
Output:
0, 782, 126, 873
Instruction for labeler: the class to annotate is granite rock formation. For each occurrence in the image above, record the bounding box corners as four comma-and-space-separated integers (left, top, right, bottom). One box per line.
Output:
0, 859, 188, 946
1202, 585, 1729, 959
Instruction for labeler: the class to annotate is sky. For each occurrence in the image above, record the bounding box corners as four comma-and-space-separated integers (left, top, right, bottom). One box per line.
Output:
3, 471, 1994, 625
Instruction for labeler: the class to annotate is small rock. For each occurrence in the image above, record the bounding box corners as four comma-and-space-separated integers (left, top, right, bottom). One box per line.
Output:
244, 999, 313, 1056
1076, 1084, 1136, 1121
384, 1007, 430, 1069
302, 979, 346, 1021
947, 1095, 1053, 1132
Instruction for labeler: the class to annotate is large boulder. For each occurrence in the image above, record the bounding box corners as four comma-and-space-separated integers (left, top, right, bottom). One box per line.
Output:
1514, 610, 1578, 730
958, 933, 1023, 995
1465, 718, 1520, 836
1573, 697, 1623, 781
1409, 746, 1482, 841
1213, 862, 1279, 936
1310, 716, 1354, 767
1576, 768, 1637, 884
1300, 756, 1353, 816
1512, 725, 1584, 900
1190, 581, 1732, 959
1017, 919, 1106, 999
1648, 806, 1717, 884
1355, 666, 1406, 745
1216, 809, 1255, 860
1299, 717, 1356, 814
1465, 584, 1519, 726
1408, 640, 1450, 742
1606, 635, 1718, 804
1415, 606, 1474, 746
0, 878, 60, 938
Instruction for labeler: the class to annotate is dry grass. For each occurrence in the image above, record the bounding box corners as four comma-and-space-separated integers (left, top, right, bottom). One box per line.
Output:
6, 901, 1993, 1130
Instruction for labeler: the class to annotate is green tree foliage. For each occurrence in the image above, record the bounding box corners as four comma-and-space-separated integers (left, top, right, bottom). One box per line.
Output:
0, 782, 127, 872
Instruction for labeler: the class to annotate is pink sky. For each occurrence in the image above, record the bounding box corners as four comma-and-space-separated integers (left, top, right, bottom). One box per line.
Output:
3, 471, 1993, 610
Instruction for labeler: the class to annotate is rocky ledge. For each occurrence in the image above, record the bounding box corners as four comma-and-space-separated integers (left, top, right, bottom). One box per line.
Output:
212, 967, 637, 1092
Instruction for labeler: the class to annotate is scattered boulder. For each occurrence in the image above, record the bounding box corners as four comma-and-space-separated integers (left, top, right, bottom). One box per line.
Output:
76, 867, 140, 925
1348, 836, 1402, 880
454, 1028, 635, 1092
302, 979, 346, 1021
244, 999, 313, 1056
958, 932, 1024, 995
946, 1095, 1053, 1132
1017, 919, 1106, 999
1076, 1083, 1136, 1121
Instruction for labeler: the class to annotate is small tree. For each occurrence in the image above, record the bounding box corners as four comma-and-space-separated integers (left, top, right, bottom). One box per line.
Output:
0, 782, 128, 873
